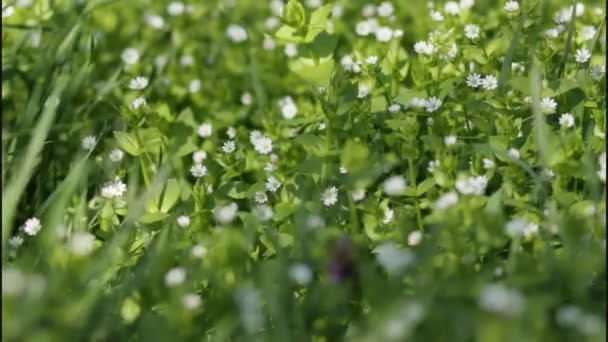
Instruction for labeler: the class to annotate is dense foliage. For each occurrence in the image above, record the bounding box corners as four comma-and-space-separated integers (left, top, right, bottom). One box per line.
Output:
2, 0, 606, 341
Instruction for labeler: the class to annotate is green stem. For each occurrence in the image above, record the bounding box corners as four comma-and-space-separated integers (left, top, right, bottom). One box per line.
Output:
408, 158, 423, 232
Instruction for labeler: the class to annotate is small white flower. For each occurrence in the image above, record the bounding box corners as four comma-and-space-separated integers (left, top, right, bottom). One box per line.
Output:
507, 148, 520, 159
375, 242, 414, 275
221, 140, 236, 154
192, 150, 207, 163
266, 176, 282, 192
479, 284, 525, 316
176, 215, 191, 227
466, 73, 483, 88
357, 84, 370, 98
2, 6, 15, 17
365, 55, 378, 65
504, 1, 520, 13
590, 65, 605, 80
407, 231, 423, 246
253, 205, 274, 221
284, 43, 298, 58
190, 163, 207, 178
414, 41, 436, 55
427, 159, 440, 173
263, 37, 276, 50
22, 217, 42, 236
434, 191, 459, 210
559, 113, 575, 128
269, 0, 284, 16
69, 232, 96, 256
430, 10, 444, 21
189, 79, 201, 93
331, 3, 344, 17
226, 24, 248, 43
264, 16, 280, 30
540, 97, 557, 114
455, 175, 488, 195
355, 20, 373, 36
2, 268, 25, 296
542, 168, 554, 180
279, 96, 298, 119
240, 92, 253, 106
321, 186, 338, 207
213, 202, 238, 224
460, 0, 475, 9
445, 1, 460, 15
129, 76, 148, 90
81, 135, 97, 151
464, 24, 480, 39
9, 235, 24, 248
388, 103, 401, 113
444, 135, 457, 146
377, 2, 395, 17
580, 26, 597, 41
165, 267, 186, 287
383, 175, 407, 196
304, 0, 321, 8
339, 165, 348, 174
167, 1, 185, 16
545, 28, 560, 39
182, 293, 202, 310
382, 208, 394, 224
155, 55, 169, 68
121, 48, 140, 65
410, 97, 427, 108
481, 75, 498, 90
288, 263, 313, 285
191, 244, 207, 258
574, 48, 591, 64
597, 152, 605, 183
351, 188, 366, 202
375, 27, 394, 42
505, 218, 538, 238
109, 148, 124, 162
197, 123, 213, 138
425, 97, 442, 112
129, 96, 147, 110
427, 117, 434, 126
254, 191, 268, 204
482, 158, 495, 169
144, 13, 165, 29
253, 136, 272, 155
362, 4, 376, 17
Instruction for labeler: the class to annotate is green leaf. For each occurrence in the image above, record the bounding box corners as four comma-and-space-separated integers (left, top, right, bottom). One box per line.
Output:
283, 0, 306, 28
416, 178, 436, 196
160, 179, 180, 213
274, 203, 296, 221
340, 140, 369, 173
305, 4, 332, 42
288, 55, 334, 87
138, 212, 168, 224
114, 131, 141, 156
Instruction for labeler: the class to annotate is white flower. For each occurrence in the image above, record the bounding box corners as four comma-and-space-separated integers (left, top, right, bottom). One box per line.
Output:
197, 123, 213, 138
427, 159, 440, 173
279, 96, 298, 119
598, 152, 606, 183
464, 24, 480, 39
466, 73, 482, 88
2, 6, 15, 17
121, 48, 140, 65
444, 1, 460, 15
559, 113, 575, 128
252, 136, 272, 155
226, 24, 248, 43
574, 48, 591, 63
263, 37, 276, 50
414, 41, 435, 55
505, 218, 538, 238
579, 315, 602, 336
269, 0, 284, 16
182, 293, 202, 310
375, 242, 414, 275
321, 186, 338, 207
192, 150, 207, 163
382, 208, 394, 224
357, 84, 370, 98
214, 202, 238, 224
144, 13, 165, 29
383, 175, 407, 196
540, 97, 557, 114
482, 158, 495, 169
430, 10, 444, 21
235, 285, 263, 333
266, 176, 282, 192
332, 4, 344, 17
176, 215, 191, 227
377, 2, 395, 17
355, 20, 373, 36
101, 177, 127, 199
167, 1, 185, 16
154, 55, 169, 68
189, 79, 201, 93
388, 103, 401, 113
109, 148, 124, 162
410, 97, 427, 108
580, 26, 597, 41
2, 268, 25, 296
545, 28, 560, 39
240, 92, 253, 106
253, 205, 274, 221
444, 135, 457, 146
264, 16, 280, 30
129, 76, 148, 90
590, 65, 605, 80
69, 232, 96, 256
254, 191, 268, 204
165, 267, 186, 287
504, 1, 520, 13
221, 140, 236, 154
460, 0, 475, 9
408, 231, 423, 246
284, 43, 298, 57
351, 188, 366, 202
478, 284, 525, 316
455, 175, 488, 195
9, 235, 24, 248
340, 55, 355, 70
365, 55, 378, 65
339, 165, 348, 174
288, 263, 313, 285
129, 96, 146, 110
22, 217, 42, 236
190, 163, 207, 178
81, 135, 97, 151
541, 168, 554, 180
507, 148, 520, 159
434, 192, 459, 210
425, 97, 442, 112
375, 27, 393, 42
481, 75, 498, 90
362, 4, 376, 17
191, 244, 207, 258
305, 0, 321, 8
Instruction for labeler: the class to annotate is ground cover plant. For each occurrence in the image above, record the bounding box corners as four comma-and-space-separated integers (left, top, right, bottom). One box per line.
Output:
2, 0, 606, 341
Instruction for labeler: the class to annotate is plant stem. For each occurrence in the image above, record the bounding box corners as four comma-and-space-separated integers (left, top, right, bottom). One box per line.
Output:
408, 158, 423, 232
